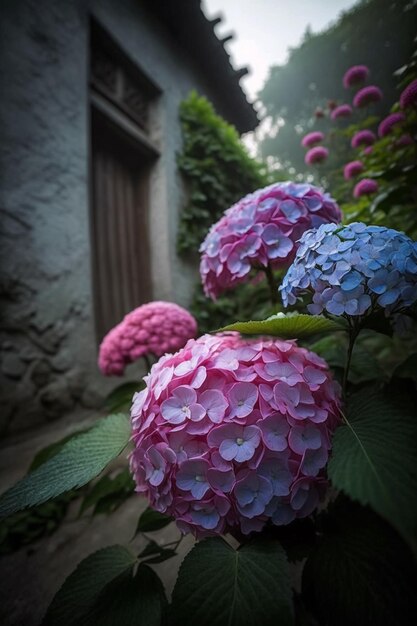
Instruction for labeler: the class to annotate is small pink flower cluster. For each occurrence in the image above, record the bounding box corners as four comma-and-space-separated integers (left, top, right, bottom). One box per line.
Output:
130, 333, 341, 538
353, 85, 383, 108
353, 178, 379, 198
400, 79, 417, 109
98, 302, 197, 376
343, 160, 364, 180
351, 129, 376, 149
301, 131, 325, 148
331, 104, 352, 120
378, 112, 405, 138
305, 146, 329, 165
343, 65, 369, 88
199, 182, 342, 299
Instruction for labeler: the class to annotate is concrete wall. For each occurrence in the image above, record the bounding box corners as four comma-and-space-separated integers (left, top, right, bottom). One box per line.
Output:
0, 0, 224, 436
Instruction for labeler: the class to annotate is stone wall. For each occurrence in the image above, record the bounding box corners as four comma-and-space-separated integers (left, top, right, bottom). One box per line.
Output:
0, 0, 231, 436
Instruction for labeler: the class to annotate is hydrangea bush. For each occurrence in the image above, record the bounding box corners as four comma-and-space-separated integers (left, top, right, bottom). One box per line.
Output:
130, 333, 340, 538
1, 100, 417, 626
200, 181, 341, 300
98, 301, 197, 375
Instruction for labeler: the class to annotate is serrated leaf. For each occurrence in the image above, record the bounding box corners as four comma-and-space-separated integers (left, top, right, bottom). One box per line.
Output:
0, 414, 131, 518
136, 507, 172, 533
82, 563, 167, 626
328, 389, 417, 553
302, 503, 417, 626
218, 313, 343, 339
171, 536, 293, 626
42, 545, 136, 626
29, 430, 88, 472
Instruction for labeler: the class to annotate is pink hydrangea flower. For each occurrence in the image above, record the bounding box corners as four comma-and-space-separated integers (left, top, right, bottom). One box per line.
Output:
305, 146, 329, 165
130, 333, 341, 538
353, 85, 383, 108
98, 302, 197, 376
343, 160, 364, 180
343, 65, 369, 88
353, 178, 379, 198
399, 79, 417, 109
331, 104, 352, 120
199, 182, 341, 299
378, 112, 405, 137
395, 134, 413, 148
301, 131, 325, 148
351, 129, 376, 149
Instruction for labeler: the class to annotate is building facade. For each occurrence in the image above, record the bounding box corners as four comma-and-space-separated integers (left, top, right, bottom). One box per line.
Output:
0, 0, 257, 435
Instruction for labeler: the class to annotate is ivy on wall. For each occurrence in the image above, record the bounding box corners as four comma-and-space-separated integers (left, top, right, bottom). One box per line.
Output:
177, 91, 268, 255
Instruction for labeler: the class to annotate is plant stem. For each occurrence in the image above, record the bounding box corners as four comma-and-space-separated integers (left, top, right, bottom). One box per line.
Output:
264, 264, 278, 306
342, 324, 360, 397
143, 353, 152, 372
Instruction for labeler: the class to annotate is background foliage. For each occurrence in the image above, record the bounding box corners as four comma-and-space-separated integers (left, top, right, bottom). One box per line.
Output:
177, 91, 269, 256
258, 0, 417, 174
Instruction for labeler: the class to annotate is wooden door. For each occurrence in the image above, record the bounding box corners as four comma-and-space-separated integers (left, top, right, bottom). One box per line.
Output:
90, 111, 152, 340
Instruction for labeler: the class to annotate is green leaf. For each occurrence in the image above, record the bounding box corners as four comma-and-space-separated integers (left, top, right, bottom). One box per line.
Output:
393, 353, 417, 382
302, 502, 417, 626
42, 545, 136, 626
0, 414, 131, 518
80, 468, 134, 515
82, 563, 167, 626
105, 381, 144, 413
171, 536, 294, 626
136, 507, 172, 533
218, 313, 343, 339
328, 388, 417, 553
29, 430, 89, 471
138, 540, 177, 564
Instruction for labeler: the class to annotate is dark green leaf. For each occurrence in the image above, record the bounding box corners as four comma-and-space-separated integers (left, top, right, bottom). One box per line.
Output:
393, 353, 417, 382
80, 468, 134, 515
0, 414, 131, 518
136, 507, 172, 533
171, 536, 293, 626
328, 388, 417, 553
82, 564, 167, 626
105, 382, 144, 413
29, 430, 88, 471
138, 540, 177, 564
218, 313, 343, 339
303, 503, 417, 626
42, 545, 136, 626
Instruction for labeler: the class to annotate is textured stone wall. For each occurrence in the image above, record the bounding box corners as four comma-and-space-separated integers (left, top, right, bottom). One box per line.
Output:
0, 0, 227, 436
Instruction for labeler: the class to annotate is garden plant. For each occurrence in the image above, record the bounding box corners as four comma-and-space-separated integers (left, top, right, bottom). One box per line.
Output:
0, 74, 417, 626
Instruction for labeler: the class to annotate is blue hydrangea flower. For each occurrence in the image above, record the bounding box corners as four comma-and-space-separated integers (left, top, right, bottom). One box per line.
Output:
280, 222, 417, 318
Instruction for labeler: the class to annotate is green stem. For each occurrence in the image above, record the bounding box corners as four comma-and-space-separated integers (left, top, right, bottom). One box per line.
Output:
342, 324, 360, 397
264, 264, 278, 306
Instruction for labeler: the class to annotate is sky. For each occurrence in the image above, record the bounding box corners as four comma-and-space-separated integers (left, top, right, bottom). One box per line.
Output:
201, 0, 359, 103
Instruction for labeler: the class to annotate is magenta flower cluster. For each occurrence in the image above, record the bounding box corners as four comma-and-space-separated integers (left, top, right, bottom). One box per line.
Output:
130, 333, 341, 538
98, 302, 197, 376
353, 85, 383, 108
199, 182, 342, 299
351, 129, 376, 149
301, 131, 324, 148
353, 178, 379, 198
400, 79, 417, 109
378, 112, 405, 138
343, 160, 364, 180
304, 146, 329, 165
343, 65, 369, 88
331, 104, 352, 120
